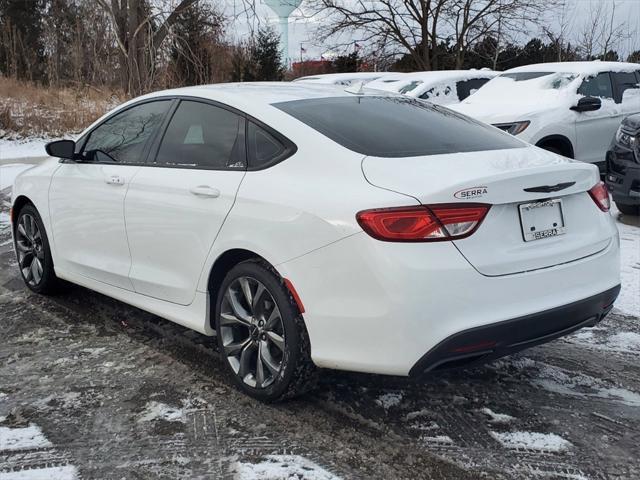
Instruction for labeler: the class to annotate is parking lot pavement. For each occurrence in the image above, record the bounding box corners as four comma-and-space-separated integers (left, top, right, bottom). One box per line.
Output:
1, 182, 639, 479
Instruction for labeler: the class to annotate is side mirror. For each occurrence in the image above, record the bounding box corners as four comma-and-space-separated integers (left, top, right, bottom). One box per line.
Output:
45, 139, 76, 160
571, 96, 602, 112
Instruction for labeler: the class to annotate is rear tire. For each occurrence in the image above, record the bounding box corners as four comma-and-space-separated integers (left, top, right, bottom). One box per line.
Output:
14, 204, 65, 294
616, 202, 640, 216
214, 259, 317, 402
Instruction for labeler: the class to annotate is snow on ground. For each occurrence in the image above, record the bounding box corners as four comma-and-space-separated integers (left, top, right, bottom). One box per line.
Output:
375, 392, 404, 410
0, 466, 78, 480
137, 401, 186, 423
480, 408, 516, 424
515, 358, 640, 407
612, 205, 640, 317
232, 455, 341, 480
489, 431, 572, 452
0, 138, 51, 160
0, 424, 52, 451
0, 164, 34, 190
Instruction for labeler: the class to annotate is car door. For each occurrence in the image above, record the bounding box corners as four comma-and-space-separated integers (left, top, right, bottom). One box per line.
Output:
125, 99, 246, 305
48, 100, 171, 289
574, 72, 622, 164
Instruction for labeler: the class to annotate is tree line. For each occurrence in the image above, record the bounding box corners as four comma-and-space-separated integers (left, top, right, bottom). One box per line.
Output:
1, 0, 638, 97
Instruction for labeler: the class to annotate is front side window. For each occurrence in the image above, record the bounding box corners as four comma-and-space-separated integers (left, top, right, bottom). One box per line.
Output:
275, 96, 524, 158
155, 100, 245, 169
578, 72, 614, 100
83, 100, 170, 163
612, 71, 639, 102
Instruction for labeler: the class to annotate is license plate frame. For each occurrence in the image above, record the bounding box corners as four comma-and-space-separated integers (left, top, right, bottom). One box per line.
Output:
518, 198, 566, 242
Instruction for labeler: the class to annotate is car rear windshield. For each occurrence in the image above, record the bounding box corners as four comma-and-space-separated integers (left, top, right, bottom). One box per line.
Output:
274, 96, 523, 157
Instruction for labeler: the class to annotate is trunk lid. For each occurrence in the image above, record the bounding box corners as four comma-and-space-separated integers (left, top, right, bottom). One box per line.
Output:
362, 146, 613, 276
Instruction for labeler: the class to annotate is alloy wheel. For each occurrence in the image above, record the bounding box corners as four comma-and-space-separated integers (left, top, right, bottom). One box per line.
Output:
15, 213, 45, 287
219, 276, 286, 389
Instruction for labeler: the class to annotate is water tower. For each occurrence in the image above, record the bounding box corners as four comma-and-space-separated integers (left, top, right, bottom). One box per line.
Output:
264, 0, 302, 62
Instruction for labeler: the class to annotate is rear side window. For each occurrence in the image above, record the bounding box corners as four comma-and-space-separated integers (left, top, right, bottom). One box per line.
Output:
612, 71, 639, 102
275, 96, 523, 158
578, 72, 614, 100
247, 122, 289, 168
456, 78, 490, 100
155, 100, 245, 169
83, 100, 170, 163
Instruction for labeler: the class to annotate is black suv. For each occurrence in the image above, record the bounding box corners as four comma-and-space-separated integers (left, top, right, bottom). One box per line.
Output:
606, 114, 640, 216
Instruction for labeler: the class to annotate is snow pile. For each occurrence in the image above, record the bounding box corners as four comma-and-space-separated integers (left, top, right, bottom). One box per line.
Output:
0, 164, 34, 190
232, 455, 340, 480
0, 424, 52, 451
375, 392, 403, 410
138, 401, 185, 423
480, 408, 515, 424
0, 466, 78, 480
490, 431, 572, 452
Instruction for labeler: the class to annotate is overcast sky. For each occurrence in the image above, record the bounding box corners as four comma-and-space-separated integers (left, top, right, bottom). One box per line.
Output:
219, 0, 640, 65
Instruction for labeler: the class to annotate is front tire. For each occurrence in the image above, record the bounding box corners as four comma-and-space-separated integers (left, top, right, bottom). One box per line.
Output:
14, 204, 64, 294
214, 260, 316, 402
616, 202, 640, 216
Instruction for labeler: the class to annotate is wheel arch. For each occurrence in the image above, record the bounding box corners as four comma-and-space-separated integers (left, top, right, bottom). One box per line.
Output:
206, 248, 305, 331
11, 195, 34, 225
535, 135, 575, 158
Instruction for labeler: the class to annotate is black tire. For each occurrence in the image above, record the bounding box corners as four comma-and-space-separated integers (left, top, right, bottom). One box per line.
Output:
539, 145, 562, 155
14, 204, 65, 294
616, 202, 640, 216
214, 259, 317, 402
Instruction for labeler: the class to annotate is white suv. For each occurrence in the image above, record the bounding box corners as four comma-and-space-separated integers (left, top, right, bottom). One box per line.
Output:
452, 62, 640, 171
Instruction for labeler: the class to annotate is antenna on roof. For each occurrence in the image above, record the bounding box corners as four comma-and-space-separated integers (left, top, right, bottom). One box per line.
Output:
344, 81, 366, 95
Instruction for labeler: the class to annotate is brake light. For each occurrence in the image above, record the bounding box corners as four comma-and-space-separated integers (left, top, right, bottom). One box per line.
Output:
356, 204, 490, 242
588, 181, 610, 212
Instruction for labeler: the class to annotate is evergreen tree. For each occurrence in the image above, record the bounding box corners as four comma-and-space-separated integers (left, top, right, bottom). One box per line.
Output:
248, 27, 284, 81
628, 51, 640, 64
333, 52, 360, 73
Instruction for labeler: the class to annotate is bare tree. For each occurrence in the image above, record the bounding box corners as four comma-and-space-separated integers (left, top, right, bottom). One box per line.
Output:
577, 0, 635, 60
307, 0, 555, 70
95, 0, 198, 95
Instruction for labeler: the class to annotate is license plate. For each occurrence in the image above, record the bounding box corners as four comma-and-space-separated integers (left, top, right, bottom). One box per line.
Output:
519, 199, 566, 242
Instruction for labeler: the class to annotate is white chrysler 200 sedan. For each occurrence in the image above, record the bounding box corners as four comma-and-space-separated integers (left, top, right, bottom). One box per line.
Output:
11, 83, 620, 401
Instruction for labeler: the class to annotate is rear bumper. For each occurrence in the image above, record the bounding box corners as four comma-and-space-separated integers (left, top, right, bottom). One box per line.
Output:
279, 229, 620, 376
409, 284, 620, 375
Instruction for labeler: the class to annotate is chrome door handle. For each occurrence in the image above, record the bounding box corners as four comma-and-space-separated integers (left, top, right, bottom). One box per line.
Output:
189, 185, 220, 198
105, 175, 125, 185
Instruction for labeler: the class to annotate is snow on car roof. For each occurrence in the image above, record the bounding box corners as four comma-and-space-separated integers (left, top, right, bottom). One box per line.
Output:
367, 70, 498, 93
292, 72, 384, 84
506, 61, 639, 75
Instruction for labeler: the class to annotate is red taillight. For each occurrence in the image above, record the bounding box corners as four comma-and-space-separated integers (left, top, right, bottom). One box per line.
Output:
356, 204, 490, 242
588, 181, 610, 212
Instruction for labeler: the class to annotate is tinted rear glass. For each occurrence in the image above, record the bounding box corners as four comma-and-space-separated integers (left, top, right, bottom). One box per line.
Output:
274, 96, 523, 157
500, 72, 556, 81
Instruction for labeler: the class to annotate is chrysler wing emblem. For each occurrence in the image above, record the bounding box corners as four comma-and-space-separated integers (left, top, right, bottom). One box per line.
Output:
523, 181, 576, 193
